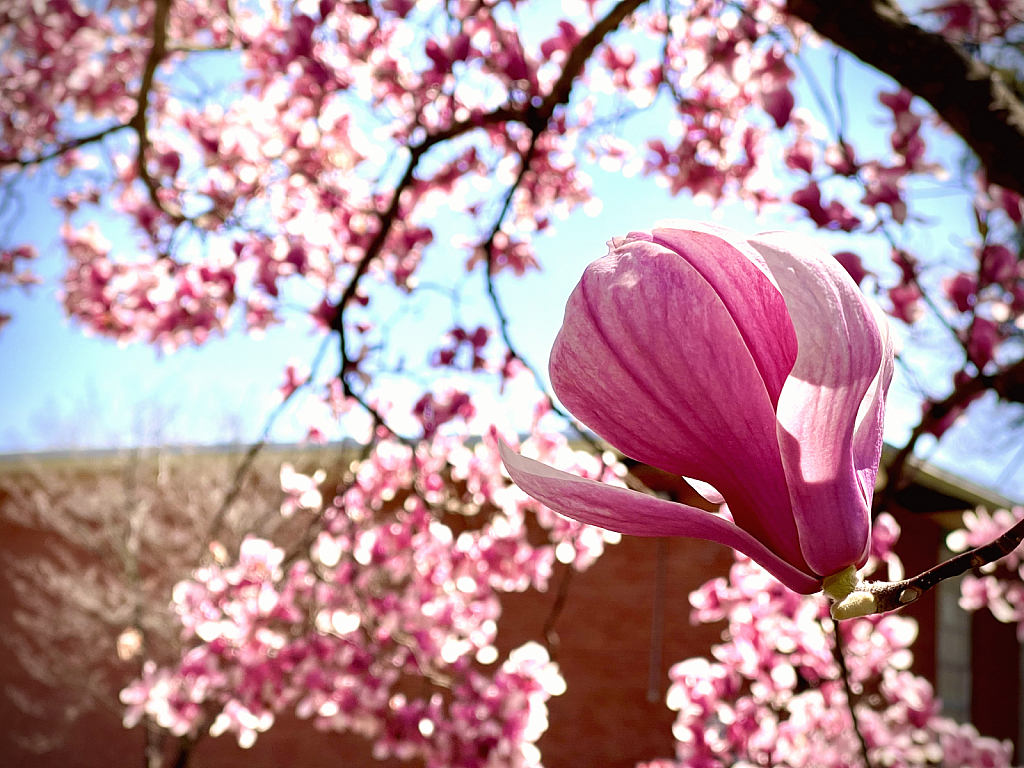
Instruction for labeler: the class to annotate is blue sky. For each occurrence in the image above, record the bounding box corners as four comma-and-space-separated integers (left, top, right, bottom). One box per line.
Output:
1, 10, 1022, 501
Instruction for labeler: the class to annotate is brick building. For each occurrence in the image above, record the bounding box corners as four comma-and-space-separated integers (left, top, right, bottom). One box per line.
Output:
0, 443, 1020, 767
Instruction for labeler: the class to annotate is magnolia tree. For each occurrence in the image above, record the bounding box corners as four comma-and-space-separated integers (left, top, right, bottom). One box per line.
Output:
4, 0, 1024, 766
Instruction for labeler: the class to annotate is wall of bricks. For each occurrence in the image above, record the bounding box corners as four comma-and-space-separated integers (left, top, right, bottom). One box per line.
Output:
1, 455, 1019, 767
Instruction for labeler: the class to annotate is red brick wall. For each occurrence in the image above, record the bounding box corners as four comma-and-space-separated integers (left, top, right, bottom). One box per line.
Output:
3, 488, 1018, 767
1, 519, 735, 768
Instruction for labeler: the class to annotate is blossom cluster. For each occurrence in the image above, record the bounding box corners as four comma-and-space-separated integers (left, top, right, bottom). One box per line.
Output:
948, 506, 1024, 640
0, 243, 40, 330
3, 0, 1022, 463
0, 0, 1005, 353
120, 428, 622, 764
639, 514, 1015, 768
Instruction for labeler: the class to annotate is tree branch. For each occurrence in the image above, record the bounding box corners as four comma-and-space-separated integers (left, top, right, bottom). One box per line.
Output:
831, 621, 874, 768
332, 0, 643, 324
206, 333, 333, 542
0, 124, 127, 168
541, 565, 575, 655
833, 515, 1024, 618
478, 0, 644, 410
129, 0, 184, 222
786, 0, 1024, 197
882, 356, 1024, 501
331, 0, 644, 422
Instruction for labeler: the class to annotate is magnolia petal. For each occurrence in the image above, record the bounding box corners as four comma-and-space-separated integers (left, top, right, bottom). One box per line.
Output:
852, 302, 895, 518
652, 221, 799, 405
684, 477, 726, 506
749, 232, 882, 577
499, 441, 821, 594
549, 233, 806, 570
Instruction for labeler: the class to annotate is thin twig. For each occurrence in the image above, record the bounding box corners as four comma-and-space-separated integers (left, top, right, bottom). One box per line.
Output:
542, 565, 575, 655
881, 363, 1006, 501
0, 124, 127, 168
830, 621, 873, 768
792, 48, 839, 138
330, 0, 643, 336
482, 133, 540, 359
832, 50, 848, 143
474, 0, 646, 451
646, 538, 668, 703
207, 334, 333, 541
129, 0, 183, 222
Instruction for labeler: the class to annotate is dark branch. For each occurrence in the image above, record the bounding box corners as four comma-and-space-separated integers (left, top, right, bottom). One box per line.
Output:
206, 333, 332, 542
541, 565, 575, 655
786, 0, 1024, 197
540, 0, 645, 125
482, 133, 539, 357
0, 124, 127, 168
883, 356, 1024, 501
331, 0, 644, 426
849, 515, 1024, 615
129, 0, 184, 222
474, 0, 645, 438
333, 0, 644, 321
831, 623, 874, 768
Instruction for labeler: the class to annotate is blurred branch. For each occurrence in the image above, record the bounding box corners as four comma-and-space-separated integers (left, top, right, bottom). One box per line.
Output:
129, 0, 183, 223
0, 124, 126, 168
883, 356, 1024, 501
787, 0, 1024, 196
541, 565, 575, 655
207, 333, 333, 542
830, 622, 874, 768
331, 0, 643, 319
482, 135, 539, 363
332, 0, 644, 452
646, 538, 667, 704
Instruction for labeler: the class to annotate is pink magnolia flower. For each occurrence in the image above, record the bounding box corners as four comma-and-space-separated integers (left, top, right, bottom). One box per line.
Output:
500, 222, 893, 594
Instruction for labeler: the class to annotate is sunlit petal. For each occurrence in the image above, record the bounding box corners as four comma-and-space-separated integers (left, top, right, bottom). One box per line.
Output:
749, 231, 883, 576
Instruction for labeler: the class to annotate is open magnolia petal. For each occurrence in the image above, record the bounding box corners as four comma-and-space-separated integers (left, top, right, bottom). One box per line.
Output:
499, 441, 822, 594
749, 232, 883, 576
549, 232, 805, 569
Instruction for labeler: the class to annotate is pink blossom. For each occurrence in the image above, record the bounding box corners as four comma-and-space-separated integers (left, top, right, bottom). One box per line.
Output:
979, 244, 1018, 285
825, 141, 859, 176
944, 272, 978, 312
280, 463, 326, 517
947, 506, 1024, 567
791, 182, 861, 232
983, 183, 1024, 224
277, 361, 308, 401
753, 46, 795, 129
967, 317, 1001, 369
922, 371, 981, 438
888, 282, 924, 324
832, 251, 870, 286
540, 20, 582, 62
650, 517, 1015, 768
784, 135, 815, 174
413, 389, 476, 439
500, 222, 893, 593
